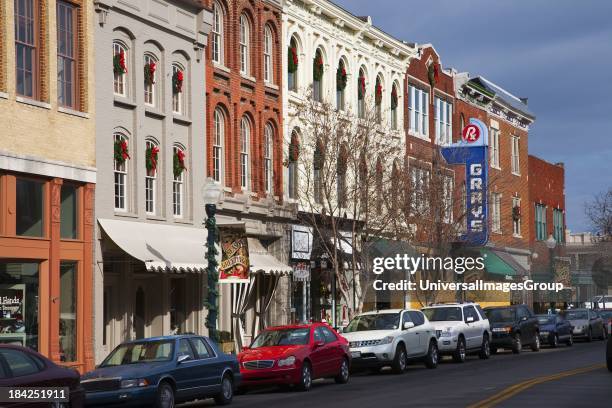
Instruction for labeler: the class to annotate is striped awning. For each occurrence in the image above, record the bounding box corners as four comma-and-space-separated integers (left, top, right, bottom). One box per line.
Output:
247, 238, 293, 276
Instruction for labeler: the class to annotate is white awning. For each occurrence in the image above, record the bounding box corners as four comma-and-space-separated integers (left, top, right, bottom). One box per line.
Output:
247, 238, 292, 276
98, 218, 209, 273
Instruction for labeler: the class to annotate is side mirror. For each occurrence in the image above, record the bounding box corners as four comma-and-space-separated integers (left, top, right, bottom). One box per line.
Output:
177, 354, 191, 364
403, 322, 415, 330
521, 316, 528, 322
466, 316, 475, 323
314, 340, 325, 348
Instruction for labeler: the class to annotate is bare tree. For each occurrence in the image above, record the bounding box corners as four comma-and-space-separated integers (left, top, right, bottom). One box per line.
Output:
585, 188, 612, 239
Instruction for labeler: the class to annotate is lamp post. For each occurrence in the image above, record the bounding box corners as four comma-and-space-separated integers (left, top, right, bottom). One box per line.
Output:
545, 235, 557, 312
203, 180, 222, 342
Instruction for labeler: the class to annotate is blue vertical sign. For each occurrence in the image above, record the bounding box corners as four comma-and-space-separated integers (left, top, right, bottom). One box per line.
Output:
441, 118, 489, 246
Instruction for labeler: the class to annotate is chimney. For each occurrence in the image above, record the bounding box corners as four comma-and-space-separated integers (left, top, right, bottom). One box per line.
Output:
519, 97, 528, 105
555, 162, 564, 168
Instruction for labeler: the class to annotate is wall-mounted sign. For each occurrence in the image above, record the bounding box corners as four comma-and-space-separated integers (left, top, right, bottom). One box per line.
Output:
219, 232, 250, 282
0, 285, 26, 342
291, 226, 313, 260
442, 118, 489, 246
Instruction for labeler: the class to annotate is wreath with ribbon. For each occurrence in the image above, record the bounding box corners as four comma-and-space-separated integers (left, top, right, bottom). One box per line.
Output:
113, 50, 127, 75
172, 69, 184, 94
313, 55, 324, 81
144, 61, 156, 86
288, 46, 299, 73
391, 86, 398, 110
173, 149, 187, 179
336, 65, 347, 91
146, 146, 160, 175
357, 75, 366, 100
375, 80, 383, 106
114, 139, 130, 165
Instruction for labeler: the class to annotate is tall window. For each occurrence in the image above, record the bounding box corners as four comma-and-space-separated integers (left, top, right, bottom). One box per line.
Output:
357, 68, 366, 119
490, 126, 500, 168
337, 147, 347, 208
239, 15, 250, 75
114, 133, 128, 211
288, 130, 299, 199
59, 262, 77, 362
511, 135, 520, 174
173, 146, 185, 217
313, 139, 323, 204
15, 0, 38, 98
263, 25, 273, 83
391, 83, 399, 130
113, 42, 127, 96
435, 97, 452, 145
288, 37, 298, 92
172, 64, 184, 114
16, 178, 44, 237
143, 53, 157, 106
553, 209, 564, 243
60, 184, 78, 239
491, 193, 501, 233
409, 86, 429, 137
213, 108, 224, 183
57, 1, 77, 109
375, 158, 383, 212
211, 1, 224, 64
410, 166, 430, 214
375, 75, 383, 123
313, 49, 323, 102
264, 123, 273, 194
240, 117, 250, 190
512, 197, 521, 236
145, 140, 157, 215
535, 203, 547, 241
442, 175, 453, 223
336, 60, 346, 111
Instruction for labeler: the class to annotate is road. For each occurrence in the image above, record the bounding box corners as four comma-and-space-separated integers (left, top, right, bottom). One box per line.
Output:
183, 340, 611, 408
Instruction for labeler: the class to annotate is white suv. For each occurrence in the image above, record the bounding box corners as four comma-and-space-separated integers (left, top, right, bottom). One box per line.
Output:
341, 309, 439, 374
421, 303, 492, 363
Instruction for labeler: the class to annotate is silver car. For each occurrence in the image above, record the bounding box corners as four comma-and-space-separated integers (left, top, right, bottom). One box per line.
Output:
563, 309, 607, 341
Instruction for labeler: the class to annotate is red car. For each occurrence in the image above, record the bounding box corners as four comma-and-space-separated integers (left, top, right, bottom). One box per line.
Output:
0, 345, 85, 407
238, 322, 351, 391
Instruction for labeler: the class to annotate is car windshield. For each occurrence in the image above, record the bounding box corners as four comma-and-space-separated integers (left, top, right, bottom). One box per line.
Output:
422, 307, 462, 322
485, 308, 516, 323
536, 315, 555, 325
599, 311, 612, 319
344, 313, 400, 332
101, 340, 174, 367
250, 328, 310, 348
564, 311, 588, 320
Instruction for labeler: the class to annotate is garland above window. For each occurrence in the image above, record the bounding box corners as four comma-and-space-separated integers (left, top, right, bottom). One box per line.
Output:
313, 54, 324, 82
173, 149, 187, 179
288, 46, 299, 73
375, 80, 383, 106
114, 139, 130, 165
146, 145, 160, 175
172, 70, 184, 94
113, 50, 127, 75
357, 74, 366, 100
391, 86, 398, 110
336, 65, 347, 91
144, 61, 156, 86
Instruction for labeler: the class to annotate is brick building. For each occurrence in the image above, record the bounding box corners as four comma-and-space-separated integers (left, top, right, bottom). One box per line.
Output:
0, 0, 96, 372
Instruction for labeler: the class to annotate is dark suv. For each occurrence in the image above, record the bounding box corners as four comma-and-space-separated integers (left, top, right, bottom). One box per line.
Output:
484, 305, 540, 354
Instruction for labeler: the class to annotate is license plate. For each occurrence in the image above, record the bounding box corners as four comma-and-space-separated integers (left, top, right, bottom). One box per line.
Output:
540, 332, 548, 336
351, 351, 361, 358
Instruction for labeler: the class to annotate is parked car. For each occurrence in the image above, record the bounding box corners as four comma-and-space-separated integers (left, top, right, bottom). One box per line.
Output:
238, 323, 350, 392
341, 309, 439, 373
562, 308, 607, 341
484, 305, 540, 354
607, 335, 612, 372
585, 295, 612, 310
421, 302, 491, 362
81, 335, 240, 407
535, 314, 573, 347
597, 309, 612, 337
0, 344, 84, 408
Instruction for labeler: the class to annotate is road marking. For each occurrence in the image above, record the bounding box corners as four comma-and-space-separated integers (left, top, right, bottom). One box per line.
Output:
467, 363, 605, 408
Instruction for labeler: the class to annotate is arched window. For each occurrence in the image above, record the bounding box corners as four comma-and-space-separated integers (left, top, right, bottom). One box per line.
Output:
337, 144, 348, 208
264, 25, 273, 83
357, 67, 366, 118
213, 108, 225, 184
239, 14, 250, 76
145, 139, 159, 215
113, 133, 129, 211
336, 59, 347, 111
240, 116, 251, 190
288, 130, 300, 199
172, 63, 185, 114
375, 74, 383, 123
313, 138, 324, 204
264, 123, 274, 193
143, 53, 158, 106
173, 145, 186, 217
391, 82, 399, 130
313, 48, 324, 102
212, 1, 224, 64
288, 37, 299, 92
113, 41, 128, 96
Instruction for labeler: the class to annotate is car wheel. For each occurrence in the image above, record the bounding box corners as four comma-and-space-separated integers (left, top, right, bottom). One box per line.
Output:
334, 358, 350, 384
607, 339, 612, 372
490, 347, 498, 355
392, 344, 408, 374
424, 340, 438, 369
531, 333, 541, 352
214, 374, 234, 406
155, 381, 175, 408
296, 361, 312, 391
453, 336, 466, 363
551, 334, 558, 348
566, 333, 574, 347
587, 328, 593, 342
479, 335, 491, 359
512, 333, 522, 354
600, 327, 607, 340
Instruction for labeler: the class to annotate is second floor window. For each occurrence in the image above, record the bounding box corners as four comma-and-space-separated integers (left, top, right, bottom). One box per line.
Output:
435, 97, 452, 145
211, 1, 224, 64
239, 15, 250, 76
512, 197, 521, 236
490, 126, 500, 168
264, 25, 273, 83
145, 140, 158, 215
213, 109, 224, 183
535, 203, 547, 241
113, 133, 129, 211
511, 135, 520, 174
491, 193, 501, 233
264, 124, 273, 194
172, 64, 184, 114
143, 54, 157, 106
113, 42, 128, 97
57, 1, 78, 109
15, 0, 39, 99
442, 175, 453, 223
409, 86, 429, 137
240, 117, 250, 190
173, 147, 186, 218
553, 209, 564, 243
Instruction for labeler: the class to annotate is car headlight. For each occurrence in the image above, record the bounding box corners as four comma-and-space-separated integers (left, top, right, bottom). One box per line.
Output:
379, 336, 394, 345
492, 327, 512, 333
120, 379, 149, 388
439, 328, 454, 338
278, 356, 296, 367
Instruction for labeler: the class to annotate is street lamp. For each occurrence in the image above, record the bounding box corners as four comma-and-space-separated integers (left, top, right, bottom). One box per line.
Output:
203, 179, 222, 341
545, 235, 557, 313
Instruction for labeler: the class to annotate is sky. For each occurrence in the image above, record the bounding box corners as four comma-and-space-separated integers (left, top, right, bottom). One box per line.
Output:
334, 0, 612, 233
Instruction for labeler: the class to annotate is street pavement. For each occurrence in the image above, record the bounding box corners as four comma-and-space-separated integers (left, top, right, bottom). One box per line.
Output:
182, 340, 611, 408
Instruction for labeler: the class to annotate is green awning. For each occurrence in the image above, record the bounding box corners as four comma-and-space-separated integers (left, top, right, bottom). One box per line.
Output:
481, 248, 517, 277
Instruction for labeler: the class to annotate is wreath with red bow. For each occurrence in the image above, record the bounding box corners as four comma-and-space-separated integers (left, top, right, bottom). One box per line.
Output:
288, 46, 299, 73
146, 146, 160, 175
375, 80, 383, 106
357, 75, 366, 100
114, 139, 130, 165
144, 61, 156, 86
113, 50, 127, 75
313, 55, 324, 81
336, 65, 347, 91
172, 69, 184, 94
173, 149, 187, 178
391, 86, 398, 110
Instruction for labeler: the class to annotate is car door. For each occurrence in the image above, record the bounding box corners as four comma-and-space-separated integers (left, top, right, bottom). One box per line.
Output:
463, 306, 481, 349
172, 338, 199, 400
189, 337, 221, 393
309, 327, 330, 377
408, 311, 430, 355
320, 326, 343, 373
400, 311, 421, 356
517, 307, 533, 344
556, 315, 570, 339
0, 348, 47, 408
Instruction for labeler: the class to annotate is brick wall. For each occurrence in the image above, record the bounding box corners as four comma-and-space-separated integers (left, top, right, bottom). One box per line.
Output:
528, 155, 565, 243
203, 0, 283, 198
0, 0, 5, 92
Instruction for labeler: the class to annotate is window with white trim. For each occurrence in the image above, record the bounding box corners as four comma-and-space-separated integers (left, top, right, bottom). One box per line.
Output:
535, 203, 547, 241
113, 133, 128, 211
553, 208, 564, 243
443, 174, 454, 223
264, 123, 273, 194
491, 193, 501, 233
113, 42, 127, 97
143, 53, 157, 106
512, 197, 521, 236
212, 1, 224, 65
213, 108, 224, 184
490, 126, 500, 168
264, 25, 273, 83
239, 15, 250, 76
240, 117, 250, 190
410, 166, 430, 214
172, 64, 184, 114
511, 135, 520, 174
173, 146, 185, 218
409, 86, 429, 137
435, 97, 452, 145
145, 140, 157, 215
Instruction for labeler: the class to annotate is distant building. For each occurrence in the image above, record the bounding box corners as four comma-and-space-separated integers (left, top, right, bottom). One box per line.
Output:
566, 230, 612, 303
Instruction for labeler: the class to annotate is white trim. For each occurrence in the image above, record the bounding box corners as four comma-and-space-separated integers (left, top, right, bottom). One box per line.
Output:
0, 92, 8, 99
0, 151, 96, 183
58, 106, 90, 119
15, 96, 51, 110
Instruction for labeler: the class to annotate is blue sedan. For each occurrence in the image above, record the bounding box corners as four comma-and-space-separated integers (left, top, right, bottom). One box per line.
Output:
81, 335, 241, 407
536, 314, 573, 347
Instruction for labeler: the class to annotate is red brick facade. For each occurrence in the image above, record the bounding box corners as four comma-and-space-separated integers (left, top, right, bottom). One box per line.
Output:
203, 0, 283, 197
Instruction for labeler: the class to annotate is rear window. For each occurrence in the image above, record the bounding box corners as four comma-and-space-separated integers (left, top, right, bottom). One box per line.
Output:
485, 308, 516, 323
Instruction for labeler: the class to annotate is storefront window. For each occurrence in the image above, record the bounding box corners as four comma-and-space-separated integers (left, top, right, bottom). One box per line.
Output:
170, 279, 186, 334
59, 262, 77, 362
60, 185, 78, 239
16, 179, 44, 237
0, 263, 39, 351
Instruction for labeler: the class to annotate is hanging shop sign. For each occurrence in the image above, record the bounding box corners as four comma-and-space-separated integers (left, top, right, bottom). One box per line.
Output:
441, 118, 489, 246
291, 225, 313, 260
219, 232, 250, 282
